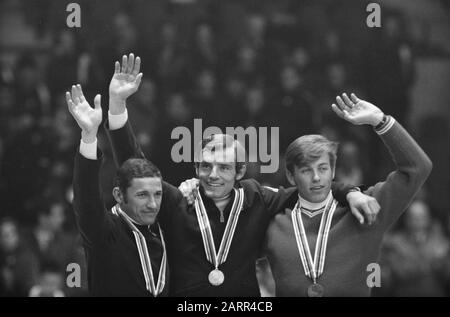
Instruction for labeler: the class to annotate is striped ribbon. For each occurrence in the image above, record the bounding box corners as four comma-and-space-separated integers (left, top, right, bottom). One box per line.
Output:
291, 195, 338, 282
194, 188, 244, 269
113, 205, 167, 296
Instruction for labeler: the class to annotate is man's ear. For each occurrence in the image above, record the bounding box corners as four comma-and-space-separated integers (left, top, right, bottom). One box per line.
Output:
112, 187, 124, 204
285, 168, 296, 186
235, 164, 247, 181
195, 166, 200, 178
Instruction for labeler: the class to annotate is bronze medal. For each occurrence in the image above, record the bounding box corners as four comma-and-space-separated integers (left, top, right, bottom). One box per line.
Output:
307, 283, 324, 297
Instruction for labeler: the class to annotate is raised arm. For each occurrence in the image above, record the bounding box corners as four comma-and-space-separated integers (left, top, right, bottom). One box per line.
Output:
104, 54, 182, 227
106, 53, 145, 166
332, 93, 432, 229
68, 85, 106, 245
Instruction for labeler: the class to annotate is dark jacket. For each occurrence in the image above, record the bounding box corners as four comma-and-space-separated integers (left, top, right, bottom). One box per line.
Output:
73, 149, 170, 296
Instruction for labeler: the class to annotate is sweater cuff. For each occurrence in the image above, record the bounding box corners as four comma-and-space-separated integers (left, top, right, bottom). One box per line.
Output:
375, 116, 395, 135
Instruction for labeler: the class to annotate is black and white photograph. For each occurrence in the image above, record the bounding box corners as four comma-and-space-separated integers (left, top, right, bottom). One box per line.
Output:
0, 0, 449, 300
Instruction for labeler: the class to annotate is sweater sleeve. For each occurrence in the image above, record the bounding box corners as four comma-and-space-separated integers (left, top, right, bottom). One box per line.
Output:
364, 117, 433, 230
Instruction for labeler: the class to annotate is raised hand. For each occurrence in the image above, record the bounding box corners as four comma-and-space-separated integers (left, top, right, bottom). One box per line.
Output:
332, 93, 384, 127
66, 84, 102, 142
109, 53, 143, 114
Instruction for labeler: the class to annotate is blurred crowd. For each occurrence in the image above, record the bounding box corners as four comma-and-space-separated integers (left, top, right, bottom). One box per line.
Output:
0, 0, 449, 296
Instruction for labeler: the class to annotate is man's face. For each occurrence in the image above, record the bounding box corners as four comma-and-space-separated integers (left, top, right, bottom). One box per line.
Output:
121, 177, 162, 225
197, 146, 239, 200
287, 152, 334, 203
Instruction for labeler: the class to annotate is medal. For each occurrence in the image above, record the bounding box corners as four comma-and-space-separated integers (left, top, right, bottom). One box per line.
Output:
113, 205, 167, 296
307, 283, 324, 297
291, 193, 338, 296
208, 269, 225, 286
194, 188, 244, 286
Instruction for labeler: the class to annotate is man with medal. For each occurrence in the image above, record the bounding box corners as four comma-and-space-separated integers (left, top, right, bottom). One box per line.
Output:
264, 93, 432, 296
69, 82, 169, 296
105, 53, 380, 296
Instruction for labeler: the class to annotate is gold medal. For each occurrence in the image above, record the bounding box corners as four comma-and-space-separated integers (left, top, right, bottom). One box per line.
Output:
307, 283, 324, 297
195, 189, 244, 286
208, 269, 225, 286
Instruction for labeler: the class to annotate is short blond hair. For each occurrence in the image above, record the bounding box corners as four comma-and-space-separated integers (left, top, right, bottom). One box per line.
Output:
285, 135, 338, 173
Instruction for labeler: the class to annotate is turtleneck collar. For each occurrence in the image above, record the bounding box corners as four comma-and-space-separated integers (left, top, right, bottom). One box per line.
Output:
298, 191, 333, 211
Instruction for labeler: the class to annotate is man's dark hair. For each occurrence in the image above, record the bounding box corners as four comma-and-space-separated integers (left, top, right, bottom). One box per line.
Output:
115, 158, 162, 202
194, 134, 247, 174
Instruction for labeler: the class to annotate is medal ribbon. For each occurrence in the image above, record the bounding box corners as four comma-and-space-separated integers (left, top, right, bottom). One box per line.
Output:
291, 195, 338, 282
113, 205, 167, 296
194, 188, 244, 269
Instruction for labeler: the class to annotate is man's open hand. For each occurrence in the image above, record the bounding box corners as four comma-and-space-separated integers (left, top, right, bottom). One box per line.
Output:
66, 84, 102, 142
332, 93, 384, 127
109, 53, 143, 114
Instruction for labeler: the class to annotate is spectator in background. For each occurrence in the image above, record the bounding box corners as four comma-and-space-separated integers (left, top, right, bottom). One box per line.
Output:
245, 13, 267, 52
243, 85, 267, 127
241, 85, 269, 181
232, 44, 263, 85
0, 218, 39, 296
217, 72, 247, 128
38, 102, 79, 204
417, 116, 450, 225
335, 141, 364, 186
318, 62, 362, 131
25, 201, 78, 273
289, 45, 313, 89
315, 30, 347, 67
0, 87, 55, 220
153, 92, 193, 185
151, 21, 187, 96
13, 55, 51, 123
268, 64, 317, 151
47, 30, 80, 99
127, 78, 160, 157
224, 13, 270, 83
28, 261, 65, 297
187, 68, 219, 128
364, 11, 414, 127
0, 84, 16, 143
380, 200, 449, 296
188, 21, 218, 75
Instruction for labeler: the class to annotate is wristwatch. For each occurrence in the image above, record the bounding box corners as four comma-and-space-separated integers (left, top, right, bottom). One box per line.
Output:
348, 187, 362, 193
374, 114, 388, 130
